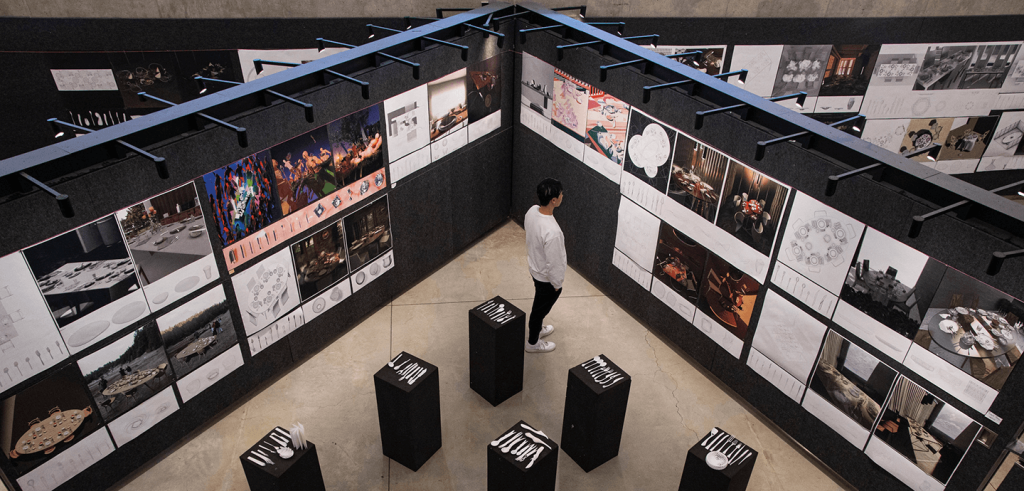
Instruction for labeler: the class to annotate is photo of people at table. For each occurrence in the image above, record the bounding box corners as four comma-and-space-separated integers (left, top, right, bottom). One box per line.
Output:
292, 218, 349, 301
0, 364, 103, 476
714, 162, 788, 257
344, 196, 392, 271
652, 222, 707, 304
271, 126, 338, 214
668, 134, 728, 223
117, 184, 212, 285
870, 377, 980, 485
22, 216, 144, 329
77, 322, 174, 423
156, 286, 237, 379
809, 330, 896, 432
912, 267, 1024, 391
838, 228, 946, 340
696, 252, 761, 341
328, 104, 385, 189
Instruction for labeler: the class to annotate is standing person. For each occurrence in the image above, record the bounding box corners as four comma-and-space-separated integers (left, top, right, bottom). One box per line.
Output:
524, 178, 566, 353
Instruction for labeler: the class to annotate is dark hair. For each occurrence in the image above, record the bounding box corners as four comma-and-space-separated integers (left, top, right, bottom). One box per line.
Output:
537, 178, 563, 206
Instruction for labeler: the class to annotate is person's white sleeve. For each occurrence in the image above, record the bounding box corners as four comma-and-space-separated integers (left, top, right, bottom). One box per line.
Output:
545, 233, 567, 290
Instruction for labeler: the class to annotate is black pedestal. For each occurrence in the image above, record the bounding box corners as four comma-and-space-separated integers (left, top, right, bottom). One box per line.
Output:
470, 296, 525, 406
679, 429, 757, 491
487, 420, 558, 491
561, 354, 631, 472
240, 427, 326, 491
373, 352, 442, 471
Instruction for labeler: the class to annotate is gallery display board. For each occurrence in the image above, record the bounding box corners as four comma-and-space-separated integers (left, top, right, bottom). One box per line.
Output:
0, 22, 515, 490
511, 25, 1024, 491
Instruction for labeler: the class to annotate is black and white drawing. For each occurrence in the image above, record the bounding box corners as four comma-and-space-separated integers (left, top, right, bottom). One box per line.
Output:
0, 252, 69, 394
383, 84, 431, 163
175, 344, 244, 403
937, 116, 999, 161
772, 45, 831, 98
982, 111, 1024, 159
777, 192, 865, 296
22, 216, 150, 354
914, 44, 1020, 91
727, 45, 784, 97
751, 290, 828, 384
230, 248, 300, 336
77, 322, 174, 423
622, 108, 675, 194
105, 386, 178, 447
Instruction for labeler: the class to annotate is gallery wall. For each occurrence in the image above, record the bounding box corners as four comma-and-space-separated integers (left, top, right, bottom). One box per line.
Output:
510, 18, 1024, 491
0, 16, 515, 491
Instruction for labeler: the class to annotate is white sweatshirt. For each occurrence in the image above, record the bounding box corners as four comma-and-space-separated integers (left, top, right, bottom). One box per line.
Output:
525, 205, 567, 289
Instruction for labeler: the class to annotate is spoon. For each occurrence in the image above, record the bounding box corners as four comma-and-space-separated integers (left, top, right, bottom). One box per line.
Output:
701, 428, 719, 446
582, 356, 603, 368
490, 430, 517, 446
388, 353, 403, 367
501, 435, 523, 453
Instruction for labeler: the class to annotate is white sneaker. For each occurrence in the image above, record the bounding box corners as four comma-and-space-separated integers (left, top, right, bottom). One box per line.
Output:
539, 325, 554, 338
525, 340, 556, 353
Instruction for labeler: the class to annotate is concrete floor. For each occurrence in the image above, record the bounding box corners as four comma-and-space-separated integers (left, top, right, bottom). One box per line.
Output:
110, 220, 866, 491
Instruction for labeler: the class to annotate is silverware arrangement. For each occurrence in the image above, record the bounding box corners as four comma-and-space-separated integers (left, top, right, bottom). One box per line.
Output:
701, 428, 752, 467
582, 356, 624, 388
477, 300, 519, 324
390, 353, 428, 385
489, 423, 554, 469
247, 427, 295, 467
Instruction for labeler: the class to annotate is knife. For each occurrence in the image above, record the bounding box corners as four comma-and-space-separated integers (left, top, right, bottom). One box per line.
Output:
701, 428, 720, 447
247, 456, 266, 466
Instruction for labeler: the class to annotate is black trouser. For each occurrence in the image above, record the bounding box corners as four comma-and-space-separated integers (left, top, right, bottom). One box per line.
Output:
528, 277, 562, 344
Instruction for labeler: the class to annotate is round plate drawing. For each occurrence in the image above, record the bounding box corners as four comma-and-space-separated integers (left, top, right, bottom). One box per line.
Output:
383, 256, 392, 268
152, 292, 170, 305
185, 379, 202, 394
111, 301, 147, 324
356, 272, 366, 285
329, 287, 344, 302
66, 320, 111, 347
312, 298, 327, 313
206, 368, 221, 380
705, 450, 728, 470
369, 264, 381, 276
175, 276, 201, 293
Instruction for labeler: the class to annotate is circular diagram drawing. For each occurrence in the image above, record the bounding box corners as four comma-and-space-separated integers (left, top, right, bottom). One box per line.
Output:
628, 123, 671, 178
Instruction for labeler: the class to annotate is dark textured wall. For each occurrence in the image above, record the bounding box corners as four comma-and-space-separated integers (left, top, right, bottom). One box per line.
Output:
0, 22, 514, 491
511, 24, 1024, 491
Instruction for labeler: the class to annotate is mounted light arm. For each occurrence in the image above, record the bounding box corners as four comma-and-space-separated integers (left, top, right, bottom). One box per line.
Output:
694, 92, 806, 130
909, 179, 1024, 238
462, 22, 505, 47
373, 51, 420, 79
19, 172, 73, 217
556, 40, 605, 60
826, 163, 884, 196
195, 76, 314, 123
404, 16, 440, 30
755, 130, 812, 161
622, 34, 658, 48
988, 249, 1024, 276
366, 25, 469, 61
828, 114, 866, 136
518, 25, 566, 45
600, 59, 648, 82
902, 143, 941, 162
586, 21, 624, 36
317, 38, 358, 52
47, 118, 169, 178
139, 92, 248, 148
552, 5, 586, 18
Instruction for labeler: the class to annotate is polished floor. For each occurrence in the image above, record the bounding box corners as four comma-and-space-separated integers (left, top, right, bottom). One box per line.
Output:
110, 220, 866, 490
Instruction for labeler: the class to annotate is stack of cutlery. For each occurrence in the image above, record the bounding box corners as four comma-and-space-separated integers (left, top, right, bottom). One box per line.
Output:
246, 427, 295, 467
700, 428, 753, 468
489, 423, 555, 469
581, 356, 625, 389
389, 352, 429, 385
477, 300, 519, 324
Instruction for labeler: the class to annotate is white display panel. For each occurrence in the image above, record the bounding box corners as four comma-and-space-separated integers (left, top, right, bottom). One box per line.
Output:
770, 263, 838, 318
383, 84, 431, 163
16, 429, 115, 491
693, 309, 744, 359
650, 274, 697, 324
237, 48, 347, 82
0, 252, 69, 394
389, 146, 432, 183
728, 45, 785, 97
777, 192, 865, 296
231, 248, 300, 337
50, 69, 118, 91
107, 387, 179, 447
751, 290, 828, 383
612, 248, 652, 291
468, 110, 502, 143
175, 344, 245, 403
302, 278, 353, 323
746, 347, 806, 402
247, 308, 305, 357
613, 196, 660, 272
351, 250, 394, 294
